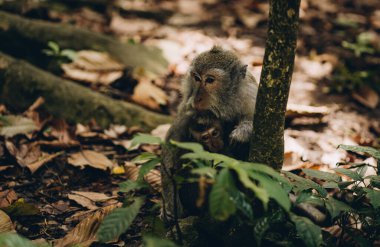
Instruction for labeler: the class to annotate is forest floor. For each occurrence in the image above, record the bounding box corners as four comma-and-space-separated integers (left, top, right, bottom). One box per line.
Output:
0, 0, 379, 246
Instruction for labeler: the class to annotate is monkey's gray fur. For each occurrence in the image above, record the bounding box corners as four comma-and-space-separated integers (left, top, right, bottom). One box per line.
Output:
161, 46, 259, 223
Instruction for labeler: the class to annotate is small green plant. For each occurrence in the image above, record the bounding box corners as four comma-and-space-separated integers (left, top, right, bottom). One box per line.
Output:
42, 41, 77, 62
0, 233, 50, 247
342, 32, 376, 57
328, 32, 380, 94
97, 133, 380, 247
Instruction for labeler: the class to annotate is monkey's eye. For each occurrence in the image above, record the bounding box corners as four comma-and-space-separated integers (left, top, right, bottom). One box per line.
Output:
205, 77, 215, 83
194, 75, 201, 82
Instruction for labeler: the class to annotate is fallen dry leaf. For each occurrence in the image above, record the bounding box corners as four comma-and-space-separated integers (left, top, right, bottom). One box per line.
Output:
68, 150, 115, 170
124, 162, 139, 181
110, 15, 159, 35
112, 139, 138, 151
55, 204, 120, 247
131, 78, 169, 111
28, 152, 63, 174
62, 50, 124, 85
5, 140, 61, 173
68, 194, 98, 210
0, 190, 18, 208
352, 86, 379, 109
144, 169, 162, 192
71, 191, 116, 202
0, 210, 14, 233
234, 5, 265, 29
112, 166, 125, 175
286, 104, 330, 119
298, 57, 333, 79
104, 125, 127, 139
0, 115, 38, 137
45, 119, 74, 144
150, 124, 171, 141
124, 162, 162, 192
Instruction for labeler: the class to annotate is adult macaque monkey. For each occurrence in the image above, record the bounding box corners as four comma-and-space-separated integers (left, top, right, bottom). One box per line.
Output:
161, 46, 259, 223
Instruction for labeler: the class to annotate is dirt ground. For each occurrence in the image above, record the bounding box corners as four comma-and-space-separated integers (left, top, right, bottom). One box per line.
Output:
0, 0, 379, 246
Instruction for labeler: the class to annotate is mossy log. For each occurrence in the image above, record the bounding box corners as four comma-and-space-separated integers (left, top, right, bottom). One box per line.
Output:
0, 11, 168, 77
249, 0, 301, 170
0, 53, 172, 130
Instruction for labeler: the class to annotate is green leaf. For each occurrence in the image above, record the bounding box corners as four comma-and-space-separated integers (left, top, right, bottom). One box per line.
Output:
0, 115, 38, 137
248, 172, 290, 211
254, 210, 284, 246
191, 167, 217, 178
132, 152, 158, 163
137, 158, 160, 181
302, 169, 342, 182
47, 41, 60, 53
363, 188, 380, 208
0, 233, 39, 247
301, 195, 325, 207
61, 49, 77, 60
119, 180, 147, 192
170, 140, 204, 153
334, 168, 363, 181
42, 49, 55, 56
282, 171, 328, 197
131, 133, 162, 147
241, 163, 292, 189
290, 214, 322, 247
209, 169, 237, 221
323, 181, 339, 189
181, 151, 236, 165
97, 197, 144, 242
3, 200, 39, 216
337, 181, 356, 189
254, 216, 270, 246
233, 166, 269, 208
143, 235, 179, 247
231, 191, 254, 220
338, 145, 380, 160
369, 175, 380, 188
296, 190, 312, 204
324, 197, 353, 219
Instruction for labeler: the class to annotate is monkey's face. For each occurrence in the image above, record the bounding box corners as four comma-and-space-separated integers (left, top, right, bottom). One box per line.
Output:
190, 123, 224, 153
187, 68, 228, 113
184, 46, 248, 117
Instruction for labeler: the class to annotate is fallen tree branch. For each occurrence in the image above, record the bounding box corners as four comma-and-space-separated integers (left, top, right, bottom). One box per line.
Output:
0, 11, 168, 77
0, 53, 172, 130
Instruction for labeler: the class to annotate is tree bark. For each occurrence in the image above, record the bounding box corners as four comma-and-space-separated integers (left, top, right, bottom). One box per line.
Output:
0, 53, 171, 130
248, 0, 301, 170
0, 11, 168, 77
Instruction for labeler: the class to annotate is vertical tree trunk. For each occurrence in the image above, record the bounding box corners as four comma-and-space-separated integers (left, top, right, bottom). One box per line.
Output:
248, 0, 301, 170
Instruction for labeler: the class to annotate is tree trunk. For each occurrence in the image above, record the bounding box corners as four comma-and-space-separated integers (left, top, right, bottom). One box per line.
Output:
0, 11, 168, 77
248, 0, 301, 170
0, 53, 171, 130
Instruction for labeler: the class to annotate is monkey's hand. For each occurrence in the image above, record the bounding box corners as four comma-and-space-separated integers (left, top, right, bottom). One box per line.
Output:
229, 120, 252, 144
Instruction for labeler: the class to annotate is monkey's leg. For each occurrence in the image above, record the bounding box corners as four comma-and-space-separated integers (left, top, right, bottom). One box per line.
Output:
161, 145, 185, 225
160, 114, 193, 224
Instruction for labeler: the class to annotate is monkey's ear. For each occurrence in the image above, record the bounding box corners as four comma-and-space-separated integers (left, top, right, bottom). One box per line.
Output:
240, 65, 247, 78
210, 46, 223, 53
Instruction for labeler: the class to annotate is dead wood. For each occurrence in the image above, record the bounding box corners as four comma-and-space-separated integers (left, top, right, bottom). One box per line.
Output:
0, 53, 172, 130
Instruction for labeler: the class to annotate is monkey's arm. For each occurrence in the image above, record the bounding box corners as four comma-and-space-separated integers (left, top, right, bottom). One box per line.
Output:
229, 119, 253, 143
229, 76, 257, 144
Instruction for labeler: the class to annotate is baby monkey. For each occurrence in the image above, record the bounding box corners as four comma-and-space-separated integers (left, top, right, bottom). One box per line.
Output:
189, 114, 225, 153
